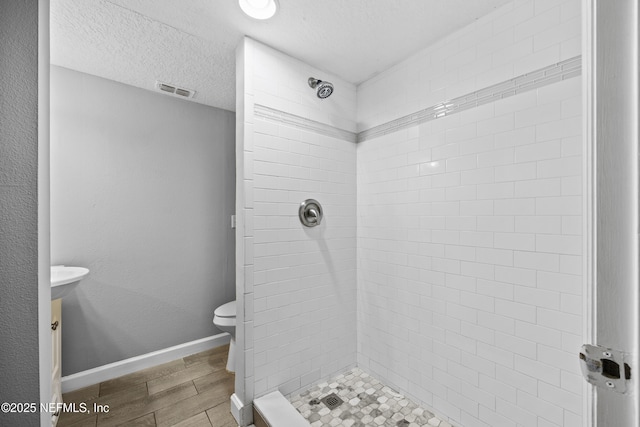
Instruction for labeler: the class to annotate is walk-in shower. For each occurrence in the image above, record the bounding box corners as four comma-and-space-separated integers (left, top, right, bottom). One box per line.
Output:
235, 0, 591, 422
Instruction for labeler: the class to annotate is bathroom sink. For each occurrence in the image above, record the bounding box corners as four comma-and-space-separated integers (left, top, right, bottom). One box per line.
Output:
51, 266, 89, 300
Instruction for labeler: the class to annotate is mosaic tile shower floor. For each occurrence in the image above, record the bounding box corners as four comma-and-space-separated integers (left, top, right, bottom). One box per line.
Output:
289, 368, 453, 427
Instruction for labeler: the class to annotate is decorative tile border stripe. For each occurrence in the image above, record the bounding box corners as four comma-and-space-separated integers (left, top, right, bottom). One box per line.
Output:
254, 104, 357, 143
253, 56, 581, 144
357, 55, 582, 142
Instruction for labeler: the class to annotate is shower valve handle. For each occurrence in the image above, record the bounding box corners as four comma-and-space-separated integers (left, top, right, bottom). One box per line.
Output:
299, 199, 323, 227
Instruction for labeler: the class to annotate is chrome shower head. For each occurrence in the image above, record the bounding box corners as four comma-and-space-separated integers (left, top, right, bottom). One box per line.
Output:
308, 77, 334, 99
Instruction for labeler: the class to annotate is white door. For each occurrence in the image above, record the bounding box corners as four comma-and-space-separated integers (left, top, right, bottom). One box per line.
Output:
584, 0, 639, 425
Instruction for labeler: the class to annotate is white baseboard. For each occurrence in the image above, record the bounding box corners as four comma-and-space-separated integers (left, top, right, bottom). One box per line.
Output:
62, 333, 231, 393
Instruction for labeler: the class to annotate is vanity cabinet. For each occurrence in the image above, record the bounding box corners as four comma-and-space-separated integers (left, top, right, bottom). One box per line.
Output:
51, 298, 62, 426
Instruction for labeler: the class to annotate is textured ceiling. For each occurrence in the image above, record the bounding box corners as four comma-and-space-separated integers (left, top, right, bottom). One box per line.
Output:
51, 0, 512, 112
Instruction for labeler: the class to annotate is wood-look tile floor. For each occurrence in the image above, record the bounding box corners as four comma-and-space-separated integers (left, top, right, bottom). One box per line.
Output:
58, 345, 237, 427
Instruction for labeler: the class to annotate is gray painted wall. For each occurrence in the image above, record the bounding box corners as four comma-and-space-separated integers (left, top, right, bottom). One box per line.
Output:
50, 66, 236, 375
0, 1, 41, 426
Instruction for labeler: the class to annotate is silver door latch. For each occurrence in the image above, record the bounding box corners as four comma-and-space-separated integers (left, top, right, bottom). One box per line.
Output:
579, 344, 631, 394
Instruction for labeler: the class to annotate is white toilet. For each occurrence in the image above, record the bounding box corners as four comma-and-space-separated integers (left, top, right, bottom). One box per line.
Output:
213, 300, 236, 372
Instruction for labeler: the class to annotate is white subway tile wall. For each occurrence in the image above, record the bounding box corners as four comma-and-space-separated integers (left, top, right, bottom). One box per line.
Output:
239, 38, 358, 401
356, 1, 582, 426
357, 77, 582, 427
357, 0, 581, 132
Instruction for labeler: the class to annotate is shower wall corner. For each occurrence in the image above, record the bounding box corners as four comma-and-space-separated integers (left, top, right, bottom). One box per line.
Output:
234, 36, 358, 423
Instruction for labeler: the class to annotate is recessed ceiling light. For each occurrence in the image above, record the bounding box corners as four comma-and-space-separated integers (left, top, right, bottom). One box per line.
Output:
239, 0, 278, 20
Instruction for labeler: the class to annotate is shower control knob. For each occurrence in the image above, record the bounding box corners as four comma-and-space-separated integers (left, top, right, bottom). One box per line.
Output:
299, 199, 323, 227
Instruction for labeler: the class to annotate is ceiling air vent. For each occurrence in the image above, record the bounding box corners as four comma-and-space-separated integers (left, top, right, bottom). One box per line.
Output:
155, 81, 196, 99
